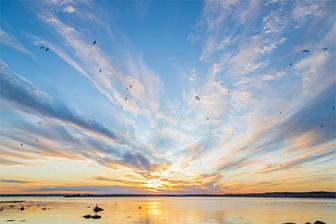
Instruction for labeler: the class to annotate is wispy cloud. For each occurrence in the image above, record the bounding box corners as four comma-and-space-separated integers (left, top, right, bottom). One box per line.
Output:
0, 29, 32, 56
0, 62, 119, 140
0, 0, 335, 194
0, 179, 32, 184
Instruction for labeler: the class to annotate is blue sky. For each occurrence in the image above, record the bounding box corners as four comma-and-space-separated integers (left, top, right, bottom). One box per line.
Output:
0, 0, 335, 194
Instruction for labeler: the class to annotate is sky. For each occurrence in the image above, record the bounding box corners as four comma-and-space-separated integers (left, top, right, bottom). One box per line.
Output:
0, 0, 335, 194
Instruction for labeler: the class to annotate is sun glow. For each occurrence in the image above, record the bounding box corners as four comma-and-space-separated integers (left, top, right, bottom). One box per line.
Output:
143, 179, 168, 191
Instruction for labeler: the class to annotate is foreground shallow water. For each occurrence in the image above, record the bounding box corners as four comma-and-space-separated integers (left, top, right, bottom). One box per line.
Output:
0, 197, 335, 224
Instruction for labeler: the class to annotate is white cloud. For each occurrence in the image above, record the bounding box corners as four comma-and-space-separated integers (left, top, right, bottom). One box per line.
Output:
63, 5, 76, 14
263, 11, 287, 34
294, 52, 333, 97
292, 1, 326, 22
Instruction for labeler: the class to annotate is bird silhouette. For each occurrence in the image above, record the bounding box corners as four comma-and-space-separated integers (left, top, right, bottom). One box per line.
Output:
195, 96, 200, 101
323, 48, 328, 51
129, 84, 132, 88
124, 97, 127, 101
40, 46, 44, 49
92, 40, 96, 45
45, 48, 49, 52
302, 49, 310, 53
99, 69, 102, 73
20, 144, 23, 147
289, 63, 293, 66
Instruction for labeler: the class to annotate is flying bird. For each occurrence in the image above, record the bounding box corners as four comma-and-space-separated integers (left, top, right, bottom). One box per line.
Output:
124, 97, 127, 101
129, 84, 132, 88
289, 63, 293, 66
195, 96, 200, 101
302, 49, 310, 53
92, 40, 96, 45
45, 48, 49, 52
206, 117, 210, 120
20, 144, 23, 147
323, 48, 328, 51
99, 69, 102, 73
40, 46, 44, 49
321, 124, 324, 128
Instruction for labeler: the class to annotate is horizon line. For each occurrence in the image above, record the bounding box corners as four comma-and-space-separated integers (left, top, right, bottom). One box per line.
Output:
1, 191, 335, 199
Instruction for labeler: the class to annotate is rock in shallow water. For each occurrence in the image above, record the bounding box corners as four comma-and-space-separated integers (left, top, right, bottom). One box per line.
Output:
314, 221, 326, 224
91, 214, 101, 219
83, 214, 91, 219
93, 204, 104, 213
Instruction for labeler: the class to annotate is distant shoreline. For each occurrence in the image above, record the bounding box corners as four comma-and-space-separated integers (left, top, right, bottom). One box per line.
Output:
1, 191, 335, 199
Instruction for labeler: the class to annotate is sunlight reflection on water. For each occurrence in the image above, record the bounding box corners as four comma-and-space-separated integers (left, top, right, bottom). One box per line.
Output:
0, 197, 335, 224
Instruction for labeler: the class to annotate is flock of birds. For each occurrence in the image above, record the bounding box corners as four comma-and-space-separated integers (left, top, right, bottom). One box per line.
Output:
16, 42, 332, 149
288, 48, 328, 66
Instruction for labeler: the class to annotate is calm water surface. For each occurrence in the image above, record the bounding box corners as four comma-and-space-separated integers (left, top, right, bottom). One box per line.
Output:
0, 197, 335, 224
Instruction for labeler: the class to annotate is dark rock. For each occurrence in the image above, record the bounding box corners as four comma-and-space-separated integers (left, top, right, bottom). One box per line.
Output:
91, 214, 101, 219
314, 221, 326, 224
138, 206, 142, 209
20, 206, 24, 210
83, 214, 91, 219
93, 204, 104, 213
6, 220, 15, 222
